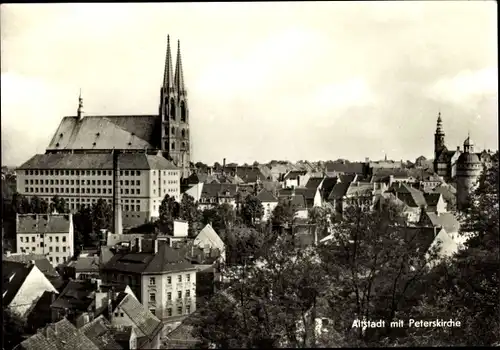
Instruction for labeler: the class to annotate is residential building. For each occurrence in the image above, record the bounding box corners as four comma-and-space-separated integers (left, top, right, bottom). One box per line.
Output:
423, 193, 447, 214
283, 170, 310, 189
16, 153, 180, 222
197, 183, 238, 211
66, 255, 101, 280
193, 224, 226, 264
16, 213, 74, 266
3, 260, 58, 317
101, 239, 198, 323
256, 189, 279, 222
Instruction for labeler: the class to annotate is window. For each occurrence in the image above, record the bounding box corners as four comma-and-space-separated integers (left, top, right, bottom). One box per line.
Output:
32, 247, 35, 251
63, 247, 67, 252
136, 205, 140, 211
167, 292, 172, 300
177, 306, 182, 315
31, 237, 35, 242
178, 275, 182, 282
186, 274, 190, 282
186, 305, 191, 314
97, 180, 101, 185
108, 180, 112, 185
177, 291, 182, 299
149, 277, 156, 285
171, 142, 175, 150
55, 237, 59, 242
56, 247, 59, 252
149, 293, 156, 302
56, 257, 60, 263
49, 237, 53, 242
167, 276, 171, 284
167, 308, 172, 317
49, 247, 53, 252
137, 189, 141, 195
186, 290, 190, 298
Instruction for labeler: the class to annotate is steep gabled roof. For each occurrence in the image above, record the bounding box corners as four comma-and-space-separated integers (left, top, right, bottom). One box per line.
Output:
200, 183, 238, 198
117, 294, 163, 342
424, 193, 442, 207
327, 181, 351, 200
3, 261, 35, 307
3, 253, 58, 277
46, 115, 160, 151
256, 189, 278, 203
305, 177, 324, 190
424, 212, 460, 234
80, 315, 123, 350
194, 224, 225, 251
51, 280, 96, 311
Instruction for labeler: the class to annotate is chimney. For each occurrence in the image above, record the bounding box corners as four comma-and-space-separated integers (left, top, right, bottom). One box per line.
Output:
135, 238, 142, 252
153, 239, 158, 254
107, 289, 113, 322
222, 158, 226, 174
113, 151, 123, 235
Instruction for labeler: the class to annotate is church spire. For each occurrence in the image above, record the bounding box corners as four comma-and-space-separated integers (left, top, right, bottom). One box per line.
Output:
77, 89, 84, 120
436, 111, 444, 134
163, 35, 175, 91
174, 40, 186, 94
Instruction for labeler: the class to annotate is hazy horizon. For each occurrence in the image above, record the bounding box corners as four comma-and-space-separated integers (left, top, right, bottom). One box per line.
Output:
1, 2, 498, 167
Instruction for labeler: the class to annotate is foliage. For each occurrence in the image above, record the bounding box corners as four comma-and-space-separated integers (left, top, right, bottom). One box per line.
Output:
308, 206, 333, 243
91, 198, 112, 233
192, 236, 326, 348
202, 203, 236, 235
271, 199, 296, 228
401, 152, 500, 346
224, 225, 270, 265
158, 194, 180, 233
316, 201, 439, 346
50, 195, 70, 214
73, 200, 112, 248
179, 194, 202, 237
253, 161, 260, 166
241, 195, 264, 227
3, 307, 26, 350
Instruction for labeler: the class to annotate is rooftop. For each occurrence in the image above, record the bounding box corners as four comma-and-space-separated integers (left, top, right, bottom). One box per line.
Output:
17, 214, 72, 234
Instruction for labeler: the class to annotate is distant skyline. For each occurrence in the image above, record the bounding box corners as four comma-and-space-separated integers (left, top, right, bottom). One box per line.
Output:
1, 2, 498, 166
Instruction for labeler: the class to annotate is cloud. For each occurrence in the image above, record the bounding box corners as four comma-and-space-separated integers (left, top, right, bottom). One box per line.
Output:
425, 67, 498, 106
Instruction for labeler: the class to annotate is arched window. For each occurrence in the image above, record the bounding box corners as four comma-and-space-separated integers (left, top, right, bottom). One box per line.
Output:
169, 99, 175, 120
180, 101, 186, 122
171, 142, 175, 150
171, 127, 175, 135
181, 129, 186, 138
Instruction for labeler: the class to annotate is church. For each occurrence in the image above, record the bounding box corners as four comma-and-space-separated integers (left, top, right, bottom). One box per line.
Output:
16, 36, 192, 225
433, 112, 492, 210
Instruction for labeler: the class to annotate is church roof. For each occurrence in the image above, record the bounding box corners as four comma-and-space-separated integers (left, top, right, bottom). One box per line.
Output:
46, 115, 161, 151
18, 153, 177, 170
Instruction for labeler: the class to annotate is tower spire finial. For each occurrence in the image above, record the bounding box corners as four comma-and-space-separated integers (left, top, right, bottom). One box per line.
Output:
175, 39, 186, 94
77, 89, 84, 119
163, 35, 175, 91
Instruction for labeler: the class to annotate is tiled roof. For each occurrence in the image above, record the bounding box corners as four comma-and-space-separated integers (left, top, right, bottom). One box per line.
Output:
46, 115, 160, 151
424, 212, 460, 234
346, 182, 373, 197
51, 280, 95, 311
327, 181, 352, 200
80, 315, 123, 350
103, 244, 195, 275
305, 177, 324, 190
283, 170, 307, 180
200, 183, 238, 198
25, 291, 56, 332
320, 177, 338, 198
20, 318, 100, 350
402, 227, 437, 256
3, 254, 59, 276
3, 261, 34, 307
423, 193, 442, 207
260, 180, 281, 194
290, 195, 306, 209
338, 174, 357, 183
18, 153, 177, 170
194, 224, 225, 251
325, 162, 365, 174
256, 188, 278, 202
67, 256, 100, 272
17, 214, 71, 234
118, 294, 163, 341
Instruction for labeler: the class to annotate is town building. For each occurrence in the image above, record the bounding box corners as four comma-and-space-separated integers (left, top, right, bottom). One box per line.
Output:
456, 135, 482, 210
256, 189, 279, 222
3, 260, 59, 317
100, 239, 198, 324
16, 213, 74, 266
193, 224, 226, 264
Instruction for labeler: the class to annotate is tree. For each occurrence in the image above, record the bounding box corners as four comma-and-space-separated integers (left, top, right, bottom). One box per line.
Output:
30, 196, 43, 213
3, 307, 26, 350
179, 194, 202, 237
271, 199, 296, 229
202, 203, 236, 235
308, 206, 333, 244
192, 236, 326, 348
241, 195, 264, 227
316, 200, 440, 346
253, 161, 260, 167
91, 199, 112, 234
50, 195, 69, 214
40, 199, 49, 214
158, 194, 180, 234
73, 205, 93, 248
401, 152, 499, 346
225, 225, 269, 265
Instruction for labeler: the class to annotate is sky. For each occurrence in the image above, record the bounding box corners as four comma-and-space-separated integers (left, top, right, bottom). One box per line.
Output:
1, 2, 498, 166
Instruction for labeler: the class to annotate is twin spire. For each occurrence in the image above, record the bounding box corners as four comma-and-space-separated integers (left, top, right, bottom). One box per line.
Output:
163, 35, 186, 94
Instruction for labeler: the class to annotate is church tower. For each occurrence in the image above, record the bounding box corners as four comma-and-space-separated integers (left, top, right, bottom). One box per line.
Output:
159, 36, 191, 178
456, 134, 482, 211
433, 112, 446, 174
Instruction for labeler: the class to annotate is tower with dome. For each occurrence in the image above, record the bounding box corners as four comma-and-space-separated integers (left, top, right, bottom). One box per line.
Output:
455, 134, 482, 210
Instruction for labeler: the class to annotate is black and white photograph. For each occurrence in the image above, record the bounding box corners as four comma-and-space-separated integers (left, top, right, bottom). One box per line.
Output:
1, 2, 498, 349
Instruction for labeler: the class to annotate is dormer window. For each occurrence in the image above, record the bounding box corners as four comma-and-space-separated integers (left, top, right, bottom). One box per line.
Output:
55, 143, 60, 147
92, 142, 96, 146
96, 132, 100, 137
59, 133, 63, 137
